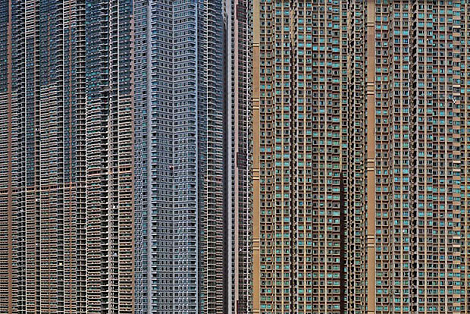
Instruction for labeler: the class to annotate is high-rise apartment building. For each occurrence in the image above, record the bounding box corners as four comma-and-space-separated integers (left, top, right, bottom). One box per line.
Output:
1, 1, 246, 313
0, 0, 135, 313
133, 0, 149, 312
85, 0, 135, 312
134, 1, 226, 313
253, 0, 470, 313
0, 1, 17, 312
0, 1, 84, 312
369, 1, 467, 313
225, 0, 253, 313
253, 1, 348, 312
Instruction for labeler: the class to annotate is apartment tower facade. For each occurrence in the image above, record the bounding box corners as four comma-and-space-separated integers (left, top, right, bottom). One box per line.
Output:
253, 0, 470, 313
0, 1, 85, 312
253, 0, 348, 312
134, 0, 225, 313
0, 0, 135, 313
369, 1, 467, 313
85, 0, 135, 312
225, 0, 253, 312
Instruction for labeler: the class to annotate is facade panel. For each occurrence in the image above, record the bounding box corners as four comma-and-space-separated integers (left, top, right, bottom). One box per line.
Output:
85, 0, 135, 312
134, 1, 225, 313
254, 1, 348, 313
253, 1, 470, 314
225, 0, 253, 312
0, 1, 135, 313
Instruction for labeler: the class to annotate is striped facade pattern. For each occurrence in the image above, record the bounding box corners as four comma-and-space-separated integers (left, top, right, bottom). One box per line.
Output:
372, 1, 464, 313
226, 0, 253, 312
253, 0, 470, 314
133, 1, 225, 313
0, 1, 81, 312
85, 0, 135, 312
0, 0, 135, 313
254, 0, 347, 312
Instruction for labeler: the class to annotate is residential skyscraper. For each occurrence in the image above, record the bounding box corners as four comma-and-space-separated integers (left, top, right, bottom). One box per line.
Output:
0, 0, 135, 313
369, 1, 466, 313
85, 0, 135, 312
134, 0, 225, 313
0, 1, 84, 312
253, 1, 470, 314
0, 1, 17, 312
253, 1, 348, 312
2, 1, 241, 313
225, 0, 253, 312
133, 0, 150, 312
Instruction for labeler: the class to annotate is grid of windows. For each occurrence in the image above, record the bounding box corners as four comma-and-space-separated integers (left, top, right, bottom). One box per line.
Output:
253, 1, 470, 313
255, 1, 348, 313
0, 1, 135, 313
226, 0, 253, 312
0, 1, 87, 313
134, 1, 225, 313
